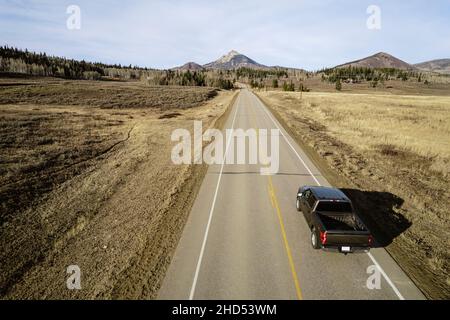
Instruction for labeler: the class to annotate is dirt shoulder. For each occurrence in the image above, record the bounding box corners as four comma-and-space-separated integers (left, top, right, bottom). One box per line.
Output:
0, 80, 237, 299
255, 90, 449, 300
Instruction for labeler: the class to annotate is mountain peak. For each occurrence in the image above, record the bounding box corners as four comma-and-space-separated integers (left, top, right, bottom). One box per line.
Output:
172, 61, 204, 71
336, 52, 413, 70
203, 50, 267, 70
373, 52, 396, 58
216, 50, 245, 64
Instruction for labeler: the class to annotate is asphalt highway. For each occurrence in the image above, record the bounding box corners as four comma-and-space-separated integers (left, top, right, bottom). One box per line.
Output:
159, 89, 425, 300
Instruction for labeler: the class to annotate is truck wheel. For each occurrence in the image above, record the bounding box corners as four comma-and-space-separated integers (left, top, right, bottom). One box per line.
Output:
296, 199, 301, 212
311, 227, 321, 250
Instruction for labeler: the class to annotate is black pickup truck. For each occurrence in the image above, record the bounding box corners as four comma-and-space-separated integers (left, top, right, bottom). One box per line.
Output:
296, 186, 372, 253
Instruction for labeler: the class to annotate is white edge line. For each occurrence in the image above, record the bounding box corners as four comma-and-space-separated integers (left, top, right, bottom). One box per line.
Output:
367, 252, 405, 300
254, 91, 405, 301
188, 93, 241, 300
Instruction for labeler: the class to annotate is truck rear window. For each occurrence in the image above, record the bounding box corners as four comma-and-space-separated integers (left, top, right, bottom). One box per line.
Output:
316, 201, 352, 212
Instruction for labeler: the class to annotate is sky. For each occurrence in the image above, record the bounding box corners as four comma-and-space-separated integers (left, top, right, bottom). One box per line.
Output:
0, 0, 449, 70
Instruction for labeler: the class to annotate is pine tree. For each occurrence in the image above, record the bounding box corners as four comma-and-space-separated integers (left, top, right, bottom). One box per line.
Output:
272, 79, 279, 88
335, 78, 342, 91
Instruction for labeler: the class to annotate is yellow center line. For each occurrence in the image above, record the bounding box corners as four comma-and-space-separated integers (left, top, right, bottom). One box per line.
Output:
248, 98, 303, 300
268, 176, 303, 300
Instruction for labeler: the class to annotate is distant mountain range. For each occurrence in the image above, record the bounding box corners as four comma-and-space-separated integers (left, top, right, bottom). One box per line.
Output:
414, 59, 450, 74
335, 52, 450, 74
172, 50, 269, 71
335, 52, 413, 70
172, 62, 204, 71
203, 50, 267, 70
172, 50, 449, 73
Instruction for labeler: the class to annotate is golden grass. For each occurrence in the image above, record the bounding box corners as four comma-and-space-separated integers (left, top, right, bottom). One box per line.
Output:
273, 92, 450, 176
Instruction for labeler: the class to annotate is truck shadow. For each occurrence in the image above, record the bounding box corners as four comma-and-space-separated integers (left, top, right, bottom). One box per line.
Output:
340, 189, 411, 248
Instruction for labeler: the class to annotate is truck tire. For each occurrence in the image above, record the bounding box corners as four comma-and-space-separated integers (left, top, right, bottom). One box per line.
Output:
296, 198, 301, 212
311, 227, 321, 250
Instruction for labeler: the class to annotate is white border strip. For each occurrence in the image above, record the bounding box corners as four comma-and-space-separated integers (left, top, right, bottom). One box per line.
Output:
254, 92, 405, 300
367, 252, 405, 300
189, 94, 241, 300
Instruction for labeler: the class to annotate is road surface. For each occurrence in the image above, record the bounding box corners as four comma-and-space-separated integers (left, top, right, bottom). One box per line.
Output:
159, 89, 425, 300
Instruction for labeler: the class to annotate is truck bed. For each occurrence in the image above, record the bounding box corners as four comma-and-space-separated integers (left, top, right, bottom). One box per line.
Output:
317, 212, 367, 232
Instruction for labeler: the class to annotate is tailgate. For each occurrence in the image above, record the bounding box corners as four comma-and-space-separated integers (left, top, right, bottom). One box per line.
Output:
325, 231, 371, 247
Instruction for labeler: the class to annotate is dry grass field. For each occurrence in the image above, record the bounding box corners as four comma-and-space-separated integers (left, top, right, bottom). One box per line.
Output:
288, 75, 450, 96
0, 78, 236, 299
258, 90, 450, 299
0, 78, 218, 109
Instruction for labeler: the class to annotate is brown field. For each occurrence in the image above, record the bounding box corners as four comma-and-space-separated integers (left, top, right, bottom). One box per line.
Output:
303, 78, 450, 96
0, 78, 218, 109
271, 74, 450, 96
0, 78, 236, 298
257, 90, 450, 299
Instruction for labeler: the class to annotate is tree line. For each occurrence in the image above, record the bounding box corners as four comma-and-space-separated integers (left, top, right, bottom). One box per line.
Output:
320, 66, 424, 84
0, 45, 151, 80
148, 69, 234, 89
236, 67, 289, 80
0, 46, 235, 89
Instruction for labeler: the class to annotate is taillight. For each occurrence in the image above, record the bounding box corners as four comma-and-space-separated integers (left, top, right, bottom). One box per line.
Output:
368, 235, 373, 246
320, 231, 327, 245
